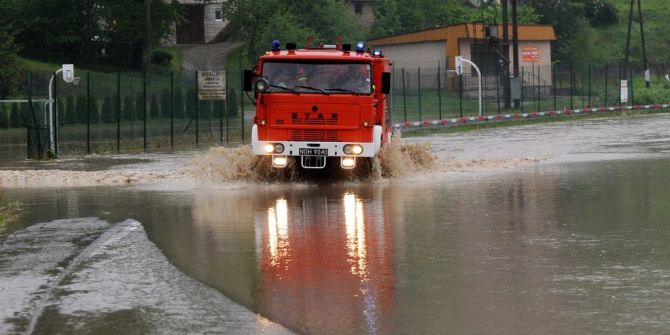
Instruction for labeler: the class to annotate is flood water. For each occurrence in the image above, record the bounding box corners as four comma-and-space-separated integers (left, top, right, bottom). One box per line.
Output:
3, 114, 670, 334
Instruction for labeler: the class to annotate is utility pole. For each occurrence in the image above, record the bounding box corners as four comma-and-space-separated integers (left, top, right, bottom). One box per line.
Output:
624, 0, 650, 87
501, 0, 511, 108
145, 0, 152, 81
511, 0, 520, 108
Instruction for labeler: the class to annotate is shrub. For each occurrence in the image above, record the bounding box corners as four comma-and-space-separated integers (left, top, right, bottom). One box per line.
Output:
101, 96, 114, 123
76, 94, 86, 124
173, 87, 185, 118
151, 50, 173, 69
123, 95, 135, 121
135, 95, 145, 121
65, 95, 76, 125
9, 103, 20, 128
160, 87, 171, 118
0, 104, 7, 128
149, 94, 160, 118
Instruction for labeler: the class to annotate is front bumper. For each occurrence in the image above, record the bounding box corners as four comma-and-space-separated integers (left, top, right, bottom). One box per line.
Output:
251, 125, 383, 158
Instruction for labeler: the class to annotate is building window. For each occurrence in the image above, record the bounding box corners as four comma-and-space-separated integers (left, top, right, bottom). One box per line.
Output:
355, 3, 363, 15
215, 10, 223, 21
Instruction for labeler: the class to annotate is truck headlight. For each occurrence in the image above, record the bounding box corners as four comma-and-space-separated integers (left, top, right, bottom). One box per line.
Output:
264, 143, 285, 153
343, 144, 363, 155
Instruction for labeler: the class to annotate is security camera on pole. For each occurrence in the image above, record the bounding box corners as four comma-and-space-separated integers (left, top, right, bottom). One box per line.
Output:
49, 64, 81, 155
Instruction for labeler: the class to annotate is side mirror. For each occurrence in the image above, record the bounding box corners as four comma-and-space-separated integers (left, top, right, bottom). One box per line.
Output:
243, 69, 253, 92
381, 72, 391, 94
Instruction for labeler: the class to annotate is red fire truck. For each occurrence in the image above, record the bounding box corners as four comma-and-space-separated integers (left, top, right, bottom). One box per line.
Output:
243, 40, 392, 170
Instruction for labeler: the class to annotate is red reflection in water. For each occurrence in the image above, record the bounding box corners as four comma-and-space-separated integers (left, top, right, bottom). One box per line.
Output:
257, 192, 393, 334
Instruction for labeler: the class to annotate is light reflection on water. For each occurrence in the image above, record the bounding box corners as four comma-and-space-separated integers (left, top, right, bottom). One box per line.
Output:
3, 157, 670, 334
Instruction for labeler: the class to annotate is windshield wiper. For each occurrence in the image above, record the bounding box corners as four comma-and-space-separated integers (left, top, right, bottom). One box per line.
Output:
269, 85, 296, 93
294, 85, 329, 95
324, 88, 358, 94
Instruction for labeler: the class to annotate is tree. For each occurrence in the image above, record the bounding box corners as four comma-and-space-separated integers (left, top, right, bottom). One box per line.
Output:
0, 14, 20, 99
222, 0, 364, 58
4, 0, 182, 69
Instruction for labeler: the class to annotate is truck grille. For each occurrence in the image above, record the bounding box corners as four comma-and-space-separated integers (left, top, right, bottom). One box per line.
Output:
291, 119, 338, 125
290, 129, 339, 142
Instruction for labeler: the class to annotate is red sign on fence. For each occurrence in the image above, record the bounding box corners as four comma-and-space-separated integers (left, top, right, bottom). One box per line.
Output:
522, 46, 540, 62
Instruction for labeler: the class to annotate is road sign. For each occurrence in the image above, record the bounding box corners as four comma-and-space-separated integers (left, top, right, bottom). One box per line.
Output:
198, 71, 227, 100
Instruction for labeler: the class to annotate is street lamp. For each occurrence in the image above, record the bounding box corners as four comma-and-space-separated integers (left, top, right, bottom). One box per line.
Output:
49, 64, 80, 154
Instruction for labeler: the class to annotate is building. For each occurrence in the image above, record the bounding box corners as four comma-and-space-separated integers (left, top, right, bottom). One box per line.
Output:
367, 23, 557, 94
165, 0, 376, 46
344, 0, 375, 28
165, 0, 227, 45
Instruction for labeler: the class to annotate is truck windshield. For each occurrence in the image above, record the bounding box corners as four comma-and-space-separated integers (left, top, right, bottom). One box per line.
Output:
262, 61, 372, 94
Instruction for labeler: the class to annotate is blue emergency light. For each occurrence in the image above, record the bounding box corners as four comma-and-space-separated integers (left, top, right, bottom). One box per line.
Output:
356, 41, 365, 52
271, 40, 281, 51
373, 50, 382, 56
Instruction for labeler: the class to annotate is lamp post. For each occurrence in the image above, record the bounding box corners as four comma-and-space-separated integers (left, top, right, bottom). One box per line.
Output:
48, 64, 80, 154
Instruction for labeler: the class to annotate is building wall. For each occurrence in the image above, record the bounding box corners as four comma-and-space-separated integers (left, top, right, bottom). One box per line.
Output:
345, 1, 375, 28
203, 3, 226, 43
373, 41, 447, 70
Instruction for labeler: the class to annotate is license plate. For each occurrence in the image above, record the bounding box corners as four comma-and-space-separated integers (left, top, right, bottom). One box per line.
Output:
299, 148, 328, 156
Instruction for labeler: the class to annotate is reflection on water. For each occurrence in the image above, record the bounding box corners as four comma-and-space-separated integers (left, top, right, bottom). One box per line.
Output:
5, 157, 670, 334
253, 189, 392, 335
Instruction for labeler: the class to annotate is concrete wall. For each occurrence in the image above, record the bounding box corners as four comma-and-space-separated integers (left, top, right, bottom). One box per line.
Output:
203, 3, 226, 43
373, 41, 447, 70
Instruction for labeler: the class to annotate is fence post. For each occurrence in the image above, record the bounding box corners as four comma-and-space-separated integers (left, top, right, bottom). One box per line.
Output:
570, 63, 574, 110
170, 71, 174, 148
630, 64, 634, 105
143, 71, 147, 152
240, 68, 245, 143
496, 63, 501, 114
401, 69, 407, 122
521, 66, 524, 113
53, 71, 58, 156
605, 63, 609, 106
225, 69, 229, 144
459, 74, 463, 117
618, 62, 622, 105
195, 71, 199, 147
417, 67, 422, 121
437, 62, 443, 119
219, 100, 223, 143
116, 72, 121, 152
87, 73, 91, 154
552, 64, 557, 111
537, 67, 541, 112
588, 64, 592, 108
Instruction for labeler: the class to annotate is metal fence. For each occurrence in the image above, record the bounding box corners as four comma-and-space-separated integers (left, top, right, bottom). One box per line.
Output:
389, 63, 664, 123
0, 63, 665, 159
0, 69, 247, 160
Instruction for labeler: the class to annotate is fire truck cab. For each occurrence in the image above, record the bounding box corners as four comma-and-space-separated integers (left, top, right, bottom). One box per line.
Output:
244, 41, 392, 170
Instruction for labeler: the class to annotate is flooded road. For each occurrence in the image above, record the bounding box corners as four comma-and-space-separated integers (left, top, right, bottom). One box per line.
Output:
2, 114, 670, 334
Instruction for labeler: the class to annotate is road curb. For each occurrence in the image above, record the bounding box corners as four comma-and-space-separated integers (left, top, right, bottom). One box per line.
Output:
394, 103, 670, 131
